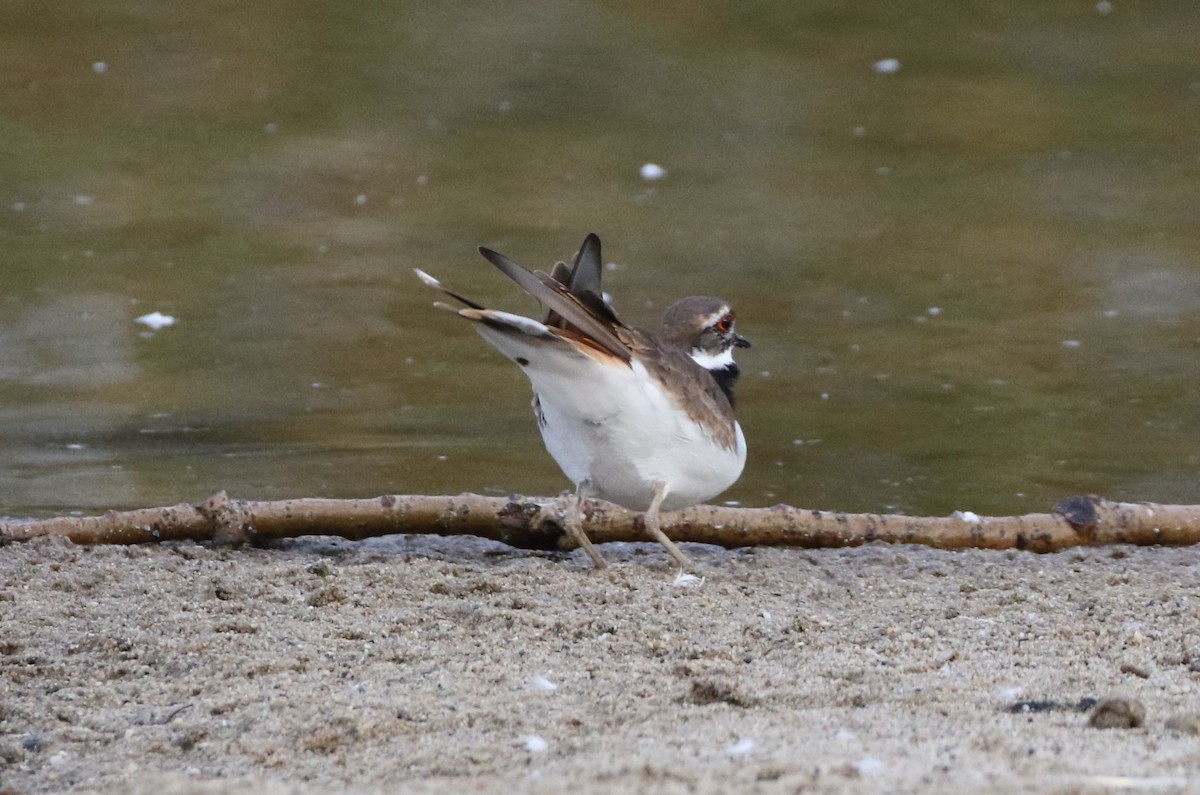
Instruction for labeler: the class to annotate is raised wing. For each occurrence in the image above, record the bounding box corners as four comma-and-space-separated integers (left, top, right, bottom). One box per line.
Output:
478, 234, 630, 362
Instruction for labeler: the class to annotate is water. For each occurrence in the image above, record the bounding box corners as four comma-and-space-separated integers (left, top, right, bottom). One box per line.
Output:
2, 1, 1198, 519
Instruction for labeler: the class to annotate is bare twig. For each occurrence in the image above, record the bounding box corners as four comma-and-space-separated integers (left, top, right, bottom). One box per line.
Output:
3, 492, 1200, 554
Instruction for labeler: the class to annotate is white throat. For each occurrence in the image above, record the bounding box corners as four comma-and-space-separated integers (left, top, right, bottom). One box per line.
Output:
689, 346, 734, 371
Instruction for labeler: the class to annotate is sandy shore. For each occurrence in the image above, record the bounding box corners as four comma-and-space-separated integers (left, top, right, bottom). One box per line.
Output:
2, 532, 1199, 794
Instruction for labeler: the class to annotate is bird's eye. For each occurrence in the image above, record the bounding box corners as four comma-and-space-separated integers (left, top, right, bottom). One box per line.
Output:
715, 313, 734, 334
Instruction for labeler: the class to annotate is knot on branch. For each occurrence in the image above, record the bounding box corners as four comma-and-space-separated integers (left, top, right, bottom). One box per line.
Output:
498, 498, 563, 551
197, 491, 253, 546
1055, 494, 1106, 536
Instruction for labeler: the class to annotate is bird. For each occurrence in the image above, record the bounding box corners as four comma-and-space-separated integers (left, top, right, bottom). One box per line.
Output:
415, 233, 749, 569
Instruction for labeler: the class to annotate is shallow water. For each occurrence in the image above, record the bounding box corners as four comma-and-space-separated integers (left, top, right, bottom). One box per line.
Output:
2, 1, 1198, 519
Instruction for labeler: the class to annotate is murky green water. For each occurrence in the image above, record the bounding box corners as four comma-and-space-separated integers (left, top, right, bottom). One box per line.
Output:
2, 1, 1198, 519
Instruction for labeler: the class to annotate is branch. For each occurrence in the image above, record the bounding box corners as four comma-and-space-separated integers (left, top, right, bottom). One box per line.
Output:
2, 492, 1200, 554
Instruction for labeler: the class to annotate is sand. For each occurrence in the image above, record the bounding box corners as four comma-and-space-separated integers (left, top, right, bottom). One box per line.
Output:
2, 532, 1199, 794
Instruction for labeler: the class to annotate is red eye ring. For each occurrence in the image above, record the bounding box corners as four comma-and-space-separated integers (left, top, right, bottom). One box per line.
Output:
715, 313, 734, 334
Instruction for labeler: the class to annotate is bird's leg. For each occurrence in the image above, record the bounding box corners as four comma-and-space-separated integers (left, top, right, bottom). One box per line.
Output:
566, 481, 607, 570
643, 482, 692, 570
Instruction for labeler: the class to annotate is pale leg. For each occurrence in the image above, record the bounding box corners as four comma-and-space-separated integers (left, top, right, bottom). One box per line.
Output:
644, 481, 692, 570
566, 481, 607, 570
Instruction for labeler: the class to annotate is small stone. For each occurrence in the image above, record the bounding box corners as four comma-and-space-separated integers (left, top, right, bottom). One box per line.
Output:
1118, 662, 1150, 679
521, 734, 549, 752
306, 585, 345, 607
0, 740, 22, 763
1164, 714, 1200, 735
306, 561, 335, 577
1088, 697, 1145, 729
687, 678, 757, 708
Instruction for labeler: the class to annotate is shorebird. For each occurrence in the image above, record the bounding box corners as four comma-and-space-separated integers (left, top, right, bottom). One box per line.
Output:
415, 233, 749, 569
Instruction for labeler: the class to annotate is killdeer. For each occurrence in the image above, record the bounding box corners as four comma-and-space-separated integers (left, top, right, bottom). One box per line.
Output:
415, 233, 749, 569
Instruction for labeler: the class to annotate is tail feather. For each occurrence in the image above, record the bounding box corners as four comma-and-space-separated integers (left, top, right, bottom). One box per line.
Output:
459, 308, 557, 340
415, 234, 633, 365
414, 268, 485, 310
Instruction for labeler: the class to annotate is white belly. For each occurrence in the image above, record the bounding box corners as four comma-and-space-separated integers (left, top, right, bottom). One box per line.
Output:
535, 362, 747, 512
471, 324, 747, 512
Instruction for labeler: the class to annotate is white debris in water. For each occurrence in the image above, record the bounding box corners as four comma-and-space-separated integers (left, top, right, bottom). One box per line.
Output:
852, 126, 867, 138
639, 163, 667, 181
416, 175, 429, 186
927, 306, 942, 316
1096, 1, 1113, 14
74, 194, 94, 206
92, 61, 108, 74
855, 756, 884, 775
672, 571, 704, 588
135, 311, 176, 330
1103, 309, 1119, 318
820, 392, 830, 401
497, 100, 513, 113
726, 737, 755, 758
873, 58, 901, 75
530, 675, 557, 692
12, 202, 26, 212
521, 735, 549, 753
264, 122, 279, 134
953, 510, 981, 523
354, 193, 368, 206
66, 443, 86, 451
1062, 339, 1082, 349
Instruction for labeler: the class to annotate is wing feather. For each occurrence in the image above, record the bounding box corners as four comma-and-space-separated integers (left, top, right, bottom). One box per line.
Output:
478, 243, 630, 362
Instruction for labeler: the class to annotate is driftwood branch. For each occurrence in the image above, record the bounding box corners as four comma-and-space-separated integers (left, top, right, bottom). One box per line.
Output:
3, 492, 1200, 554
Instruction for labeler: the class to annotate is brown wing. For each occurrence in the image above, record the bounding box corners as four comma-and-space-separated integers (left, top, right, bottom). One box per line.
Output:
478, 235, 630, 362
543, 232, 606, 327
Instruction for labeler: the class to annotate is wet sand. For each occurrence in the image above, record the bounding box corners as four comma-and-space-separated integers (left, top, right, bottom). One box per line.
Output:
2, 533, 1198, 794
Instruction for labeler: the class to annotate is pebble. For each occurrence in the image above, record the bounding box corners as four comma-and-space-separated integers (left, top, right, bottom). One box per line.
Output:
1164, 714, 1200, 735
1118, 662, 1150, 679
1088, 697, 1145, 729
521, 735, 549, 752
